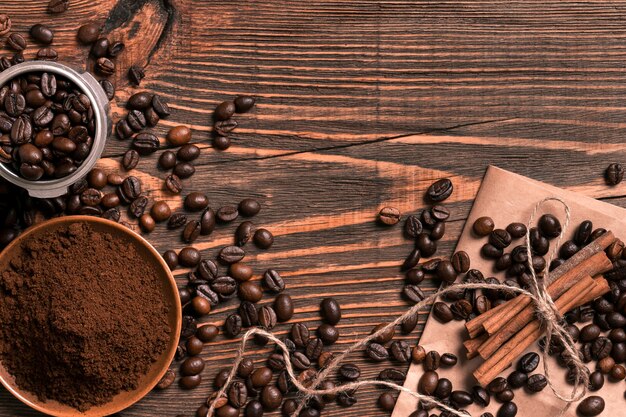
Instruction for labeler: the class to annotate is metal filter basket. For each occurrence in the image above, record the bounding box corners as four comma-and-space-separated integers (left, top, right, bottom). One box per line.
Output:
0, 61, 111, 198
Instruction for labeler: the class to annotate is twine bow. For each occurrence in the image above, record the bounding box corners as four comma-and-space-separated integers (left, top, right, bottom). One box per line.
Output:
205, 197, 589, 417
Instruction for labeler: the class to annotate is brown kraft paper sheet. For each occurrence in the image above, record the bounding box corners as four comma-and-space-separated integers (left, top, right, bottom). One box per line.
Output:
393, 166, 626, 417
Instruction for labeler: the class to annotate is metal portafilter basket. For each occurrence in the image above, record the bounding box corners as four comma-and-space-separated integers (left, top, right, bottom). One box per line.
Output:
0, 61, 111, 198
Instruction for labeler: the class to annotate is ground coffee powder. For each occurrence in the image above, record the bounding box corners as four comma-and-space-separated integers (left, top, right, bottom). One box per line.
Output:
0, 222, 171, 411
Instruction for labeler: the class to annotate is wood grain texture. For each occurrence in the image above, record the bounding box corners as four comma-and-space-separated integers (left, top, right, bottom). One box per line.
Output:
2, 0, 626, 416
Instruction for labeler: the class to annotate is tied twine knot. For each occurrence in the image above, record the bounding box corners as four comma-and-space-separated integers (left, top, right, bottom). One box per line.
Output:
206, 197, 589, 417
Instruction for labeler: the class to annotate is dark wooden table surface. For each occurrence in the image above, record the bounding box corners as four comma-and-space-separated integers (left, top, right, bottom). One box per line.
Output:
2, 1, 626, 416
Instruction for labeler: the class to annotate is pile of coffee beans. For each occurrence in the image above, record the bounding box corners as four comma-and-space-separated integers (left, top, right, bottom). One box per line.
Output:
212, 96, 255, 151
0, 71, 94, 180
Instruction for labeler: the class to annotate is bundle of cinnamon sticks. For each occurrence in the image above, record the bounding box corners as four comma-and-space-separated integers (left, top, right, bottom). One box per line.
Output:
463, 231, 617, 386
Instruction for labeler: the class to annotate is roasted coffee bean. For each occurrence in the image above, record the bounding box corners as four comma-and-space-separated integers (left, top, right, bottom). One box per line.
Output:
215, 101, 236, 121
577, 396, 605, 416
226, 381, 247, 408
162, 250, 178, 270
591, 337, 612, 360
437, 260, 457, 283
518, 352, 539, 373
0, 14, 11, 36
234, 199, 260, 218
402, 248, 421, 271
121, 149, 140, 171
369, 322, 395, 344
487, 377, 508, 394
474, 216, 495, 236
6, 33, 26, 51
305, 337, 323, 360
401, 311, 419, 334
224, 314, 243, 338
606, 163, 624, 185
559, 240, 579, 260
450, 251, 471, 273
378, 368, 406, 384
212, 135, 231, 150
128, 195, 148, 217
150, 201, 172, 222
588, 371, 604, 391
497, 402, 517, 417
507, 371, 528, 389
90, 37, 110, 58
440, 352, 458, 367
472, 385, 490, 407
48, 0, 69, 13
538, 214, 562, 238
254, 228, 274, 249
609, 364, 626, 380
291, 323, 310, 347
238, 301, 258, 327
526, 374, 547, 393
238, 281, 263, 303
318, 351, 334, 369
229, 262, 252, 282
95, 57, 115, 76
118, 176, 141, 204
235, 221, 254, 246
597, 356, 615, 374
433, 377, 452, 399
80, 188, 102, 206
574, 220, 593, 245
390, 340, 411, 362
216, 205, 238, 223
451, 390, 473, 407
432, 301, 454, 323
132, 132, 159, 155
320, 298, 341, 324
274, 294, 294, 322
214, 119, 237, 136
181, 315, 198, 338
580, 324, 601, 342
179, 246, 201, 267
165, 174, 183, 194
127, 109, 147, 131
378, 206, 401, 225
179, 375, 201, 390
496, 388, 514, 403
424, 351, 441, 371
482, 243, 503, 259
249, 366, 272, 388
427, 178, 453, 202
168, 213, 187, 229
262, 269, 285, 293
406, 268, 425, 285
421, 209, 437, 227
291, 351, 311, 370
166, 125, 191, 146
102, 207, 121, 222
128, 65, 145, 86
150, 94, 170, 118
505, 222, 527, 239
107, 41, 125, 57
116, 119, 133, 139
258, 306, 277, 330
211, 276, 237, 298
336, 390, 357, 407
366, 342, 389, 361
450, 299, 473, 320
490, 229, 512, 249
404, 215, 423, 238
317, 323, 339, 345
77, 23, 100, 44
403, 284, 425, 303
182, 192, 208, 212
418, 371, 439, 395
181, 356, 205, 376
37, 47, 58, 61
590, 228, 607, 241
234, 95, 255, 113
174, 162, 195, 179
378, 392, 396, 411
177, 144, 200, 162
430, 222, 445, 240
415, 232, 437, 257
183, 220, 201, 243
156, 369, 175, 390
218, 246, 246, 264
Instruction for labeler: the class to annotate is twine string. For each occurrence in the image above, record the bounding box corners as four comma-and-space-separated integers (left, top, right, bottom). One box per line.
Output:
206, 198, 588, 417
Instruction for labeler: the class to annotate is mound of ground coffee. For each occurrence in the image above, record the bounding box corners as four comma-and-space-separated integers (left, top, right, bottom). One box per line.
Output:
0, 222, 171, 411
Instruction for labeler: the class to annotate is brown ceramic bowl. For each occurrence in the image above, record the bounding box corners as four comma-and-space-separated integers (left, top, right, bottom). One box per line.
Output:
0, 216, 181, 417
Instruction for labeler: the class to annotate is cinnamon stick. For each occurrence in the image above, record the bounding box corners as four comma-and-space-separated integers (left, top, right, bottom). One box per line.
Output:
474, 276, 610, 386
465, 231, 614, 338
463, 333, 488, 359
477, 251, 612, 359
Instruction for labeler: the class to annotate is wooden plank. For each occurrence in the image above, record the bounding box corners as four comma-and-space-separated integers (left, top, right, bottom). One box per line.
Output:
1, 1, 626, 416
